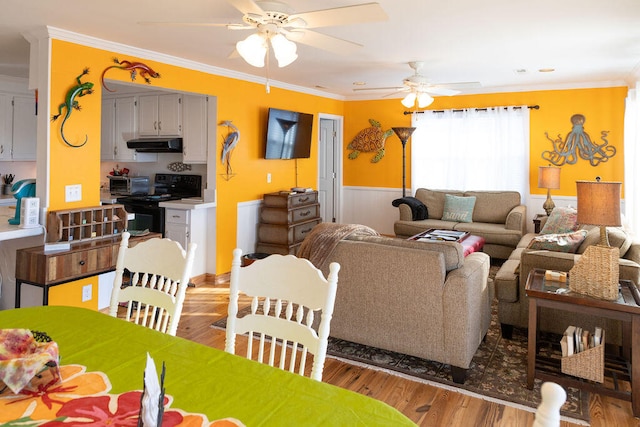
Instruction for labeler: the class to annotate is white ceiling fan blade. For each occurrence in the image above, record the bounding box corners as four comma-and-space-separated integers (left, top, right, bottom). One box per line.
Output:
227, 0, 264, 15
424, 86, 460, 96
288, 29, 362, 55
138, 21, 245, 28
352, 86, 404, 92
289, 3, 387, 29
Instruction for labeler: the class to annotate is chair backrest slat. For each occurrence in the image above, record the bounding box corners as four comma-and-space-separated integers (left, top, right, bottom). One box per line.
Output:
109, 232, 197, 336
225, 248, 340, 381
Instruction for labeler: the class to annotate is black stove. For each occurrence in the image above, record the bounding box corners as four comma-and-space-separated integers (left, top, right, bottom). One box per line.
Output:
118, 174, 202, 236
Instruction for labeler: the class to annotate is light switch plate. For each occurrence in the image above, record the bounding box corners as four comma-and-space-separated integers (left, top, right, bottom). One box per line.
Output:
65, 184, 82, 202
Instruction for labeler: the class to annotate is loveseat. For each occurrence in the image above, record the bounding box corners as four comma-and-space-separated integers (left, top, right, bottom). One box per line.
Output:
394, 188, 526, 259
495, 210, 640, 344
301, 225, 491, 384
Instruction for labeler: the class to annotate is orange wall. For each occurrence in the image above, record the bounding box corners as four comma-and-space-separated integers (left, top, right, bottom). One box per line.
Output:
344, 87, 627, 197
49, 40, 343, 272
48, 41, 627, 275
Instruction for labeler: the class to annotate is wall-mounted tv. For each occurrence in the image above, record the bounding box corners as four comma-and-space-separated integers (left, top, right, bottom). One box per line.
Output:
264, 108, 314, 159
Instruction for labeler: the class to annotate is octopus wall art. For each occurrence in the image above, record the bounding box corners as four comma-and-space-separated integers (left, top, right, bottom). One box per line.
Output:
541, 114, 616, 166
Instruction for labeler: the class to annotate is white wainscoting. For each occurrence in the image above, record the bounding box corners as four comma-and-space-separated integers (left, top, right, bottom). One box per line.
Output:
237, 199, 262, 255
340, 187, 403, 235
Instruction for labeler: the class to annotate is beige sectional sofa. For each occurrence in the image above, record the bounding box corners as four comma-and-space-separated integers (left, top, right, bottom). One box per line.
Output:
495, 225, 640, 345
394, 188, 526, 259
308, 232, 491, 384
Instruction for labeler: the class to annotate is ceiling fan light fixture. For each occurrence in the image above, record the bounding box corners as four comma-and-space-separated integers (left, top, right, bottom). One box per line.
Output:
401, 92, 416, 108
270, 33, 298, 67
237, 33, 268, 67
417, 92, 434, 108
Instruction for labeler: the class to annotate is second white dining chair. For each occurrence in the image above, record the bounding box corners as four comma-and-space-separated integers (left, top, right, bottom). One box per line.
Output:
109, 231, 197, 336
225, 248, 340, 381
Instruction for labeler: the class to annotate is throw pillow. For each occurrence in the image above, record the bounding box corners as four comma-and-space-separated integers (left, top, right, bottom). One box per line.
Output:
540, 207, 579, 234
441, 194, 476, 223
527, 229, 588, 253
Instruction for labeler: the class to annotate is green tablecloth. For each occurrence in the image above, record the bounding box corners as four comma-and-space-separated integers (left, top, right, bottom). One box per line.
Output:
0, 306, 415, 426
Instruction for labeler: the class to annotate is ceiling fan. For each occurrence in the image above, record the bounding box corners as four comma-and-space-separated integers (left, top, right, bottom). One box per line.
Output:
142, 0, 388, 68
354, 61, 481, 108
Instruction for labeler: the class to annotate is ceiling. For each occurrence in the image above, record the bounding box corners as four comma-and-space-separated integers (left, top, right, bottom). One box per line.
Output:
1, 0, 640, 100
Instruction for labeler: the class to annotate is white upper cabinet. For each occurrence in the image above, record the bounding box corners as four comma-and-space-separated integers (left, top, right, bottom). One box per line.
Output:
101, 96, 157, 162
10, 95, 37, 160
0, 94, 11, 161
138, 94, 182, 137
0, 93, 37, 161
182, 94, 208, 164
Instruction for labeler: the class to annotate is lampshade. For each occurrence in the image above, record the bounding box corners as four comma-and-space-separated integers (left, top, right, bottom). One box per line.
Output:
236, 33, 267, 68
392, 127, 416, 143
401, 92, 416, 108
576, 179, 621, 227
236, 32, 298, 69
417, 92, 434, 108
270, 33, 298, 67
401, 91, 434, 109
538, 166, 561, 189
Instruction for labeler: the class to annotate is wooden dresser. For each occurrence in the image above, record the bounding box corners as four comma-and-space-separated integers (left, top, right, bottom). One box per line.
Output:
256, 191, 321, 255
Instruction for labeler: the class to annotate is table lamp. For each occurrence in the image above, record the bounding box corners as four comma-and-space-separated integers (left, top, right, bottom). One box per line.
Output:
392, 127, 416, 198
569, 178, 622, 300
538, 166, 561, 216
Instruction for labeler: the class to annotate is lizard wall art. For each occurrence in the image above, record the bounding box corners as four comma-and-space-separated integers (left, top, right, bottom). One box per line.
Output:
101, 57, 161, 92
51, 68, 94, 148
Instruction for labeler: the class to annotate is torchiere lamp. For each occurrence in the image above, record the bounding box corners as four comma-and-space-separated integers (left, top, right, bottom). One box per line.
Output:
569, 177, 622, 300
392, 127, 416, 197
538, 166, 561, 216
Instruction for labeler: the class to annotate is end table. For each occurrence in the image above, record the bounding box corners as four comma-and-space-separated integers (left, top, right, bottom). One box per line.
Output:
525, 268, 640, 417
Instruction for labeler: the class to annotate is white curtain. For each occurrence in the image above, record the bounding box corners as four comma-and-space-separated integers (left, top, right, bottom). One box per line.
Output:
624, 88, 640, 239
410, 106, 530, 199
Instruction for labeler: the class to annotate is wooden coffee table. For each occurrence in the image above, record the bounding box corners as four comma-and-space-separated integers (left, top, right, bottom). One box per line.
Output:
525, 268, 640, 417
408, 229, 485, 257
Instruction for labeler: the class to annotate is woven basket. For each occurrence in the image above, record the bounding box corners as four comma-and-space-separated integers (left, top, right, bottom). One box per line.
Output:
569, 245, 620, 301
561, 330, 605, 383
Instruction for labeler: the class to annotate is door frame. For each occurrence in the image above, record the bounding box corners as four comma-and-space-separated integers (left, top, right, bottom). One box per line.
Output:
318, 113, 343, 224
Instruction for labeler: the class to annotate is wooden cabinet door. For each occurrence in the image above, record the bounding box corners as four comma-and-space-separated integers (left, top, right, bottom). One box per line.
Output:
0, 94, 12, 161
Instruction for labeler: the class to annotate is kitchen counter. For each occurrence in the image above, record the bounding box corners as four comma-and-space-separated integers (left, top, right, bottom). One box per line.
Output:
0, 206, 44, 241
0, 194, 16, 206
159, 198, 216, 210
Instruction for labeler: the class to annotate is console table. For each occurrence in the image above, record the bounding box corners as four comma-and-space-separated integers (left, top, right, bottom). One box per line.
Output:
525, 268, 640, 417
14, 233, 160, 308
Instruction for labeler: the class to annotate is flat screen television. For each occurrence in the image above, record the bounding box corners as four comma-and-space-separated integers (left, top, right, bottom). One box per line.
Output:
264, 108, 314, 159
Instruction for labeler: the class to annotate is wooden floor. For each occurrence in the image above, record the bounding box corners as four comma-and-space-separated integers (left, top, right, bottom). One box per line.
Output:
176, 281, 640, 427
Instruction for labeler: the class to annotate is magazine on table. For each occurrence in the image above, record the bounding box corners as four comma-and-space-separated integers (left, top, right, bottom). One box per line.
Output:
411, 229, 470, 242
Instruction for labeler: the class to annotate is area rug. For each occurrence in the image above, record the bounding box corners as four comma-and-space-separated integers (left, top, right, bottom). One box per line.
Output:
211, 266, 590, 423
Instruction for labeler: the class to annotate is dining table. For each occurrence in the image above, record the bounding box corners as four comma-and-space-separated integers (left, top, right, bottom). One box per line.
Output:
0, 305, 416, 426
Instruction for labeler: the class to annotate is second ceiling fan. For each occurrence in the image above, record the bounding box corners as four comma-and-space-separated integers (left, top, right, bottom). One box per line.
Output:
355, 61, 481, 108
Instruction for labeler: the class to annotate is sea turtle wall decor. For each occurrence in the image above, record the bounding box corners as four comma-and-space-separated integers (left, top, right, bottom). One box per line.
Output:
348, 119, 393, 163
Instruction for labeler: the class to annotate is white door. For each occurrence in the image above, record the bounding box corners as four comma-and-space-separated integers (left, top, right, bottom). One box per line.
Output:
318, 118, 338, 223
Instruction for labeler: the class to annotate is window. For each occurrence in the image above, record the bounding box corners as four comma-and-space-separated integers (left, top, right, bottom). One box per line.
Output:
411, 106, 530, 198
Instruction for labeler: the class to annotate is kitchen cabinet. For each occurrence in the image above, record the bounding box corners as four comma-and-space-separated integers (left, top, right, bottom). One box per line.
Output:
182, 94, 208, 163
0, 93, 37, 161
101, 96, 156, 162
164, 206, 207, 277
138, 94, 182, 137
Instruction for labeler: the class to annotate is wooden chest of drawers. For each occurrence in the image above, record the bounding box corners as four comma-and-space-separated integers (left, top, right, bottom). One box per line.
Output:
256, 191, 321, 255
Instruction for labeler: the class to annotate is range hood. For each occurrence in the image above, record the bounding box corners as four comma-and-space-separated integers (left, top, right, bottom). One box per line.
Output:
127, 137, 183, 153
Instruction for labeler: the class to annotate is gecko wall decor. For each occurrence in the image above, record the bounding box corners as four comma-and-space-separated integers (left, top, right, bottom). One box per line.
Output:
541, 113, 616, 166
101, 57, 161, 92
51, 68, 94, 148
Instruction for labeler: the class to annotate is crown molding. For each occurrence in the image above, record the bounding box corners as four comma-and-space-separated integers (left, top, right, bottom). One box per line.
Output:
43, 26, 344, 101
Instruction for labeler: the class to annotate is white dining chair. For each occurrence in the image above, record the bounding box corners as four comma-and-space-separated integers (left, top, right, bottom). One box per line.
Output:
533, 382, 567, 427
225, 248, 340, 381
109, 232, 197, 336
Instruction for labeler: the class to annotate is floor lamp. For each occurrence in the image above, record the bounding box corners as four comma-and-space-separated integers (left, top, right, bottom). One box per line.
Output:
392, 127, 416, 197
